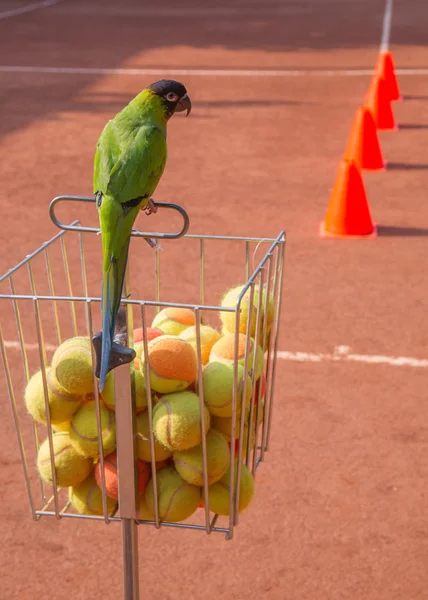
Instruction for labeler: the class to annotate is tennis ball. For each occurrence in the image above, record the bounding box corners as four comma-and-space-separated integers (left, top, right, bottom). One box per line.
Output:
152, 391, 210, 451
146, 335, 197, 394
51, 336, 94, 396
94, 451, 151, 501
179, 325, 221, 365
235, 402, 265, 454
69, 400, 116, 458
101, 366, 147, 413
145, 466, 201, 522
151, 307, 195, 336
52, 420, 71, 433
136, 409, 173, 462
24, 368, 82, 425
255, 372, 267, 402
69, 472, 117, 516
219, 284, 274, 341
137, 495, 154, 520
203, 461, 255, 516
133, 326, 163, 344
211, 410, 247, 442
209, 333, 264, 381
199, 361, 252, 418
37, 432, 93, 487
173, 429, 230, 486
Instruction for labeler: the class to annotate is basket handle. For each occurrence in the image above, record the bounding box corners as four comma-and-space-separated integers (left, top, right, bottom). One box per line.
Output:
49, 195, 190, 239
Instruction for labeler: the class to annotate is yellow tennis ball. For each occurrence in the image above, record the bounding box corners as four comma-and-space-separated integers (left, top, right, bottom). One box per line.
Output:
69, 400, 116, 458
146, 335, 197, 394
51, 336, 94, 395
151, 307, 195, 336
199, 361, 252, 418
136, 409, 173, 462
219, 284, 274, 341
209, 333, 264, 381
173, 428, 230, 487
69, 472, 117, 516
211, 410, 246, 442
52, 420, 71, 433
37, 432, 93, 487
137, 494, 154, 521
100, 365, 147, 413
152, 391, 210, 451
24, 368, 82, 425
203, 461, 255, 516
144, 466, 201, 522
179, 325, 221, 365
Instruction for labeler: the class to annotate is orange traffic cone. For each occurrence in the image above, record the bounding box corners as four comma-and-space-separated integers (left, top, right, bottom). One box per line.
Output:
320, 160, 377, 239
364, 75, 397, 130
376, 51, 401, 101
344, 106, 386, 171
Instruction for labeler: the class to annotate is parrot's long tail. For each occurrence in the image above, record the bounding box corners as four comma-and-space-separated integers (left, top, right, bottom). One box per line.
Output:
99, 239, 131, 391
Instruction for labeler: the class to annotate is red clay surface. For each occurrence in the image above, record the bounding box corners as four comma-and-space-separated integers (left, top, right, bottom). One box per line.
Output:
1, 0, 428, 599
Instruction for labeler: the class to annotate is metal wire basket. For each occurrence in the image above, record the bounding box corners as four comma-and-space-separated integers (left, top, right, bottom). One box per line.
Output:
0, 195, 285, 599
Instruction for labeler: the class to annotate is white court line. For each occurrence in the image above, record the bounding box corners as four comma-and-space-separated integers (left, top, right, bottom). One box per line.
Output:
380, 0, 394, 53
0, 0, 63, 20
0, 65, 427, 78
276, 346, 428, 368
3, 340, 428, 368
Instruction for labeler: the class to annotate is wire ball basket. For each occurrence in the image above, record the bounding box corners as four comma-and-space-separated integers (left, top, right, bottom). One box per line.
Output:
0, 195, 286, 599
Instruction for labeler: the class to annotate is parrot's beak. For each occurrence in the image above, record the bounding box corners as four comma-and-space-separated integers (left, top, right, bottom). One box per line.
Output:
176, 93, 192, 116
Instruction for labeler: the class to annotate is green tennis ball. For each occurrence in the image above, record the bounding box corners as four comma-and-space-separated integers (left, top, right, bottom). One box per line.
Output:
144, 466, 201, 522
51, 336, 94, 395
137, 494, 154, 521
24, 368, 82, 425
203, 460, 255, 516
219, 284, 274, 342
69, 472, 117, 516
52, 420, 71, 433
173, 429, 230, 486
199, 361, 252, 417
101, 365, 147, 413
136, 409, 172, 462
209, 333, 264, 381
210, 410, 246, 442
179, 325, 221, 365
146, 335, 197, 394
151, 307, 195, 336
69, 400, 116, 458
152, 391, 210, 451
37, 432, 93, 487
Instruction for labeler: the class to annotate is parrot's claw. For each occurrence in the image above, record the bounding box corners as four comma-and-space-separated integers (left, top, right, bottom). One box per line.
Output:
144, 198, 158, 216
92, 332, 136, 379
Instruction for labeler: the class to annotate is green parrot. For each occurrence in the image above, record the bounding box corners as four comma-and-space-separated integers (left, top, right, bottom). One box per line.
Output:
92, 79, 192, 391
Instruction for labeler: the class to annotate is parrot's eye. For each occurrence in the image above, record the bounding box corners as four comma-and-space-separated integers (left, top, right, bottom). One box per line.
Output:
166, 92, 179, 102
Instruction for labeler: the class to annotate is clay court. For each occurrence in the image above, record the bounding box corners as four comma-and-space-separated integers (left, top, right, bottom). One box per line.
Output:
1, 0, 428, 598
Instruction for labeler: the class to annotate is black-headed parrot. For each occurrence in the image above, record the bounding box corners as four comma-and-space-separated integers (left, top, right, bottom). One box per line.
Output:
92, 80, 191, 391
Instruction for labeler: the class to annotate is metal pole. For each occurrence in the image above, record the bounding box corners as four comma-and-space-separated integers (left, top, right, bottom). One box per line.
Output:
114, 361, 140, 599
122, 518, 140, 599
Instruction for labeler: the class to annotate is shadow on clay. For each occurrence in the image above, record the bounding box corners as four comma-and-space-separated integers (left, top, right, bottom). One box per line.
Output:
378, 225, 428, 237
386, 162, 428, 171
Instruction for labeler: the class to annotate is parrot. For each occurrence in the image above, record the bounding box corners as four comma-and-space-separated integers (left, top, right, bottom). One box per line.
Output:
92, 79, 192, 391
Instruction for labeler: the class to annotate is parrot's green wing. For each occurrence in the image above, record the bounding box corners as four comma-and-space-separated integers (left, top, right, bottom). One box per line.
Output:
94, 119, 167, 205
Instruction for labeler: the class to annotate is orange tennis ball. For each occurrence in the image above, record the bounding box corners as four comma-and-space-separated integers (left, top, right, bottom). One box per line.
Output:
151, 307, 195, 336
179, 325, 221, 365
133, 327, 163, 344
209, 333, 264, 381
94, 451, 151, 501
146, 335, 197, 394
